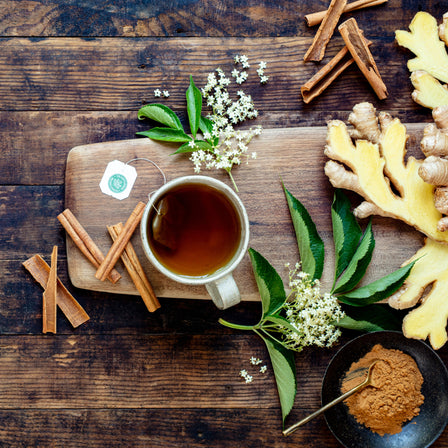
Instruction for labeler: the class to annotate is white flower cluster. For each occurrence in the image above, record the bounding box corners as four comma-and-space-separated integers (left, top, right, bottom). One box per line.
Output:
240, 357, 268, 384
279, 263, 345, 352
188, 63, 263, 189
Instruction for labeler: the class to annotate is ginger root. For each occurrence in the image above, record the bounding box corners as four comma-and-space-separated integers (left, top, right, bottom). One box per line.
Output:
325, 102, 448, 349
389, 238, 448, 349
324, 102, 448, 242
417, 106, 448, 230
396, 11, 448, 109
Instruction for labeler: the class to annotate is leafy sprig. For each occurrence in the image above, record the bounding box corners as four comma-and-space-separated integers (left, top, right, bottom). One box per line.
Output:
220, 186, 416, 424
137, 74, 261, 191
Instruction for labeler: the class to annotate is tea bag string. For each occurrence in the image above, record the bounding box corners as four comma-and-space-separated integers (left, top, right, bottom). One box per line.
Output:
125, 157, 166, 215
125, 157, 167, 199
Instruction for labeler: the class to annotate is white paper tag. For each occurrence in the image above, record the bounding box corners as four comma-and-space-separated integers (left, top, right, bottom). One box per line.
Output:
99, 160, 137, 200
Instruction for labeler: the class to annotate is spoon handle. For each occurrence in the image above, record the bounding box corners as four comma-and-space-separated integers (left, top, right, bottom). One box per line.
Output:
282, 377, 368, 436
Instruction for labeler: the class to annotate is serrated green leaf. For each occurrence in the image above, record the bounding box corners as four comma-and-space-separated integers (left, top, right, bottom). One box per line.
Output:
258, 330, 297, 424
332, 220, 375, 294
171, 140, 214, 155
249, 248, 286, 319
137, 103, 183, 130
337, 260, 416, 306
284, 186, 324, 280
337, 304, 401, 331
186, 75, 202, 139
331, 190, 362, 282
136, 128, 192, 142
199, 116, 219, 146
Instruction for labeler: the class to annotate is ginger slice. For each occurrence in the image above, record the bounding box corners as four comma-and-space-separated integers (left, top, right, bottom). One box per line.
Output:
389, 238, 448, 349
324, 102, 448, 243
410, 71, 448, 110
395, 11, 448, 84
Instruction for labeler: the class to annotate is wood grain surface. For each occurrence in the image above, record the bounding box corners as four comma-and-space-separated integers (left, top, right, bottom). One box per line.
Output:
2, 0, 448, 446
65, 126, 425, 302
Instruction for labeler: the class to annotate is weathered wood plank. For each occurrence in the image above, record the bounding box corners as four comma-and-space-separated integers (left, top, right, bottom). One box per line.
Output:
0, 36, 429, 114
0, 409, 340, 448
2, 0, 440, 38
0, 408, 446, 448
0, 334, 444, 446
0, 333, 328, 408
0, 108, 432, 186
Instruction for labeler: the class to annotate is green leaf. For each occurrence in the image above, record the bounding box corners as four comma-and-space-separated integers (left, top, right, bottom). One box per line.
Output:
249, 248, 286, 319
258, 330, 297, 424
171, 140, 213, 155
136, 128, 192, 142
337, 305, 402, 331
137, 103, 183, 131
199, 116, 219, 146
284, 186, 324, 280
332, 220, 375, 294
186, 75, 202, 139
264, 315, 301, 338
337, 260, 416, 306
331, 190, 362, 281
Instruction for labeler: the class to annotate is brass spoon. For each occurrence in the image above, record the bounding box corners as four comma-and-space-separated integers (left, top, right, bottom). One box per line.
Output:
283, 360, 378, 437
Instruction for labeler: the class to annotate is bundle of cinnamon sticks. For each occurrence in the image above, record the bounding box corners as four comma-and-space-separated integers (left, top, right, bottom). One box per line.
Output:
24, 200, 160, 334
302, 0, 388, 103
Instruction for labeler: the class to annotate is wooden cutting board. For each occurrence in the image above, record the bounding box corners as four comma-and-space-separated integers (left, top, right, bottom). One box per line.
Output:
65, 125, 426, 302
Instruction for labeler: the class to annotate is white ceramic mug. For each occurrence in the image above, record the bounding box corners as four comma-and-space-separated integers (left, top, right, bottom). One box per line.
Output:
140, 175, 250, 309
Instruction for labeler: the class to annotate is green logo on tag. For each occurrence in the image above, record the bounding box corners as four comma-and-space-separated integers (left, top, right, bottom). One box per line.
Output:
108, 173, 127, 193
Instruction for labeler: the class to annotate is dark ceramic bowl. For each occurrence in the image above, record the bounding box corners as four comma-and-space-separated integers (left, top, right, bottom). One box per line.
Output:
322, 331, 448, 448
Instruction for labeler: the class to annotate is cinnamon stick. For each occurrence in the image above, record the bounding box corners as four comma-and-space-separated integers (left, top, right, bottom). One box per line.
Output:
42, 246, 58, 333
58, 209, 121, 284
305, 0, 388, 27
304, 0, 347, 62
302, 47, 354, 103
23, 254, 90, 328
338, 17, 388, 99
95, 201, 146, 282
108, 223, 160, 313
301, 38, 372, 103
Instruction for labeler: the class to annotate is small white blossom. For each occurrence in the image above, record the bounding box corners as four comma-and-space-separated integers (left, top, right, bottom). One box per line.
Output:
240, 54, 250, 68
239, 369, 253, 384
154, 89, 162, 97
260, 365, 267, 374
250, 357, 263, 365
163, 90, 170, 97
188, 140, 196, 148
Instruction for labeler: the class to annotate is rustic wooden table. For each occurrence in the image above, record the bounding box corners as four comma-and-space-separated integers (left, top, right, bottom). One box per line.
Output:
2, 0, 448, 446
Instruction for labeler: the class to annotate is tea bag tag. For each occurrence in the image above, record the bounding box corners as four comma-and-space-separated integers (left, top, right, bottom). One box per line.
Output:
99, 160, 137, 200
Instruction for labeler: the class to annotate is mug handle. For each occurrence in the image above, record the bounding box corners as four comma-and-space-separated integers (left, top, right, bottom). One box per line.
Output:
205, 274, 241, 310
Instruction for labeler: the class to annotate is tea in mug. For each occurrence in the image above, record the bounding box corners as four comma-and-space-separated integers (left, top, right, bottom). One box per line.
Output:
147, 183, 242, 277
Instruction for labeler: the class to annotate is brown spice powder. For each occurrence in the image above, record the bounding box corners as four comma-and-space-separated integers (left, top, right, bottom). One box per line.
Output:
341, 344, 424, 436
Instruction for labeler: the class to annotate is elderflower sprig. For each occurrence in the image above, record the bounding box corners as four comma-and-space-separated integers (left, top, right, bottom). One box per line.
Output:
137, 59, 266, 192
219, 187, 417, 424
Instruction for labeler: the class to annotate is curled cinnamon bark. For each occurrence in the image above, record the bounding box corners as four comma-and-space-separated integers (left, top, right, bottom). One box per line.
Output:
58, 209, 121, 284
108, 222, 161, 313
96, 201, 146, 282
338, 18, 388, 99
305, 0, 388, 27
304, 0, 347, 62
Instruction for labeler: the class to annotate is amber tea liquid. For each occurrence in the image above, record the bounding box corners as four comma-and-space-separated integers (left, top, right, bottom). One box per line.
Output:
147, 183, 242, 277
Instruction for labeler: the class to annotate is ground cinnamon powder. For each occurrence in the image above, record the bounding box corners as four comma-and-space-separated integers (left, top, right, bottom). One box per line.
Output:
341, 343, 424, 436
